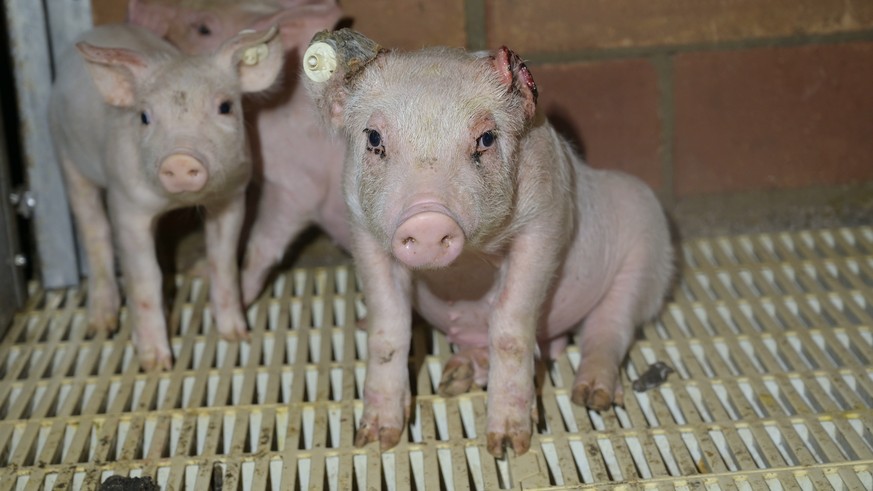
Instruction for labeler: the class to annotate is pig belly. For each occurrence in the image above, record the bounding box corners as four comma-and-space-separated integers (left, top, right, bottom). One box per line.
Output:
411, 254, 499, 350
412, 241, 614, 356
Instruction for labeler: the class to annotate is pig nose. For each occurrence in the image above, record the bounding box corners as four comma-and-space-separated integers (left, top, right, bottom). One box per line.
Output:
392, 211, 465, 269
158, 154, 208, 193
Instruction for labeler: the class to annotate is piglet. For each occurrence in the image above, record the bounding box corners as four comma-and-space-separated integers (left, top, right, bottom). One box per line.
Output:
128, 0, 348, 304
302, 29, 675, 458
48, 24, 284, 370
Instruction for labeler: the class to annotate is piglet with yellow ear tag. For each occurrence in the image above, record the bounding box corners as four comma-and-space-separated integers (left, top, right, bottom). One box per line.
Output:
48, 24, 283, 370
128, 0, 350, 305
303, 28, 675, 459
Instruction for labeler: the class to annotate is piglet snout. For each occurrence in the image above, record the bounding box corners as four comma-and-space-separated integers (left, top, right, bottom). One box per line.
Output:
393, 210, 464, 269
159, 154, 208, 193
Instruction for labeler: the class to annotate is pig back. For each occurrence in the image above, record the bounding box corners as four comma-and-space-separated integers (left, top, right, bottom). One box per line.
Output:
48, 25, 178, 187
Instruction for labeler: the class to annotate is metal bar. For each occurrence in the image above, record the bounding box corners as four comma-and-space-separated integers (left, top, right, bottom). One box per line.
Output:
3, 0, 94, 288
0, 94, 25, 336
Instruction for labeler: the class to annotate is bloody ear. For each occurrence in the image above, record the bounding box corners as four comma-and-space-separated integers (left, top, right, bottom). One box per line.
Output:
493, 47, 538, 121
76, 43, 150, 107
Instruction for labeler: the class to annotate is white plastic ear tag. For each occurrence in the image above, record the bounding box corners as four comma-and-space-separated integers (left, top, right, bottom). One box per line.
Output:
303, 42, 337, 82
242, 43, 269, 66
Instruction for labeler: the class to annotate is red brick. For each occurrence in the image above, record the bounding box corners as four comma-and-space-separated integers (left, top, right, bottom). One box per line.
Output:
95, 1, 467, 48
486, 0, 873, 54
674, 41, 873, 197
532, 59, 664, 191
92, 0, 127, 25
340, 0, 467, 50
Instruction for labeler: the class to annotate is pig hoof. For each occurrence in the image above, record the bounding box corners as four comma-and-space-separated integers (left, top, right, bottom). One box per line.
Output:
139, 348, 173, 371
571, 383, 619, 411
216, 314, 250, 342
438, 357, 474, 397
86, 292, 121, 335
86, 313, 119, 337
218, 324, 250, 342
486, 430, 532, 458
354, 420, 403, 450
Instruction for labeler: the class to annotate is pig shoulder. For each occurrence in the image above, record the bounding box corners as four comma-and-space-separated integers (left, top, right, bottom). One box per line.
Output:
505, 121, 578, 246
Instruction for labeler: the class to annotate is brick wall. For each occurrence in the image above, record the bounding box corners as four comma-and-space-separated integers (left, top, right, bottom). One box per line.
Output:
93, 1, 873, 206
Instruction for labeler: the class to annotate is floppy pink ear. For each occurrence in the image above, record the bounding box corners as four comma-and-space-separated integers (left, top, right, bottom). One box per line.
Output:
76, 43, 150, 107
215, 27, 285, 93
251, 2, 343, 52
126, 0, 171, 37
492, 46, 538, 121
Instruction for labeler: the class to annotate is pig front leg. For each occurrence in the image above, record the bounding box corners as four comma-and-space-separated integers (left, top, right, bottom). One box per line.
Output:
241, 182, 311, 305
486, 231, 563, 458
59, 154, 120, 334
353, 230, 413, 450
205, 195, 248, 341
108, 197, 172, 370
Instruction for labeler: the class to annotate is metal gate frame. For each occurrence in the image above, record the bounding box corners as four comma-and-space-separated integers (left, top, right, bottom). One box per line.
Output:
3, 0, 94, 289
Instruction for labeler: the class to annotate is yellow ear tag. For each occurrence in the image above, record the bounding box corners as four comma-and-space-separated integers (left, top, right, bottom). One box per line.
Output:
303, 42, 337, 83
242, 43, 269, 66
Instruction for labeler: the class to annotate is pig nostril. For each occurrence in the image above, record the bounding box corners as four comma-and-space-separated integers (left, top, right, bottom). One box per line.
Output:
188, 169, 199, 177
441, 235, 452, 247
402, 237, 416, 246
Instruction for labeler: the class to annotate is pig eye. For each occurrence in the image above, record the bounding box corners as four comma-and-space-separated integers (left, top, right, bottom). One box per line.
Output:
218, 101, 232, 115
196, 23, 212, 36
140, 111, 151, 125
472, 130, 496, 165
476, 130, 496, 150
366, 129, 382, 148
364, 128, 386, 158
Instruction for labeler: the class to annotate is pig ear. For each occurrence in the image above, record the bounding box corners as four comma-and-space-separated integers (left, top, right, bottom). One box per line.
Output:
76, 43, 149, 107
126, 0, 170, 38
251, 2, 343, 50
302, 29, 383, 128
217, 27, 284, 93
492, 47, 538, 121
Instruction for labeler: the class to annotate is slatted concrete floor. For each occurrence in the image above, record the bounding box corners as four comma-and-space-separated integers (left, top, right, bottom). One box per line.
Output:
1, 226, 873, 490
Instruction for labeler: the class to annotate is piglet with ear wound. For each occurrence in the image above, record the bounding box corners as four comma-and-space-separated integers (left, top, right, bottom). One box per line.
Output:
128, 0, 348, 303
48, 25, 284, 370
303, 29, 674, 458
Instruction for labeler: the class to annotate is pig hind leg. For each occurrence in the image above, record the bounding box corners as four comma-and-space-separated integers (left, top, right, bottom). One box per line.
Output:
241, 183, 310, 304
439, 347, 489, 396
572, 249, 668, 410
59, 154, 120, 335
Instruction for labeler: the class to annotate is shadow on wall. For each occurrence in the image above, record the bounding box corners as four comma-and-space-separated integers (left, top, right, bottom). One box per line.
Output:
546, 107, 588, 161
